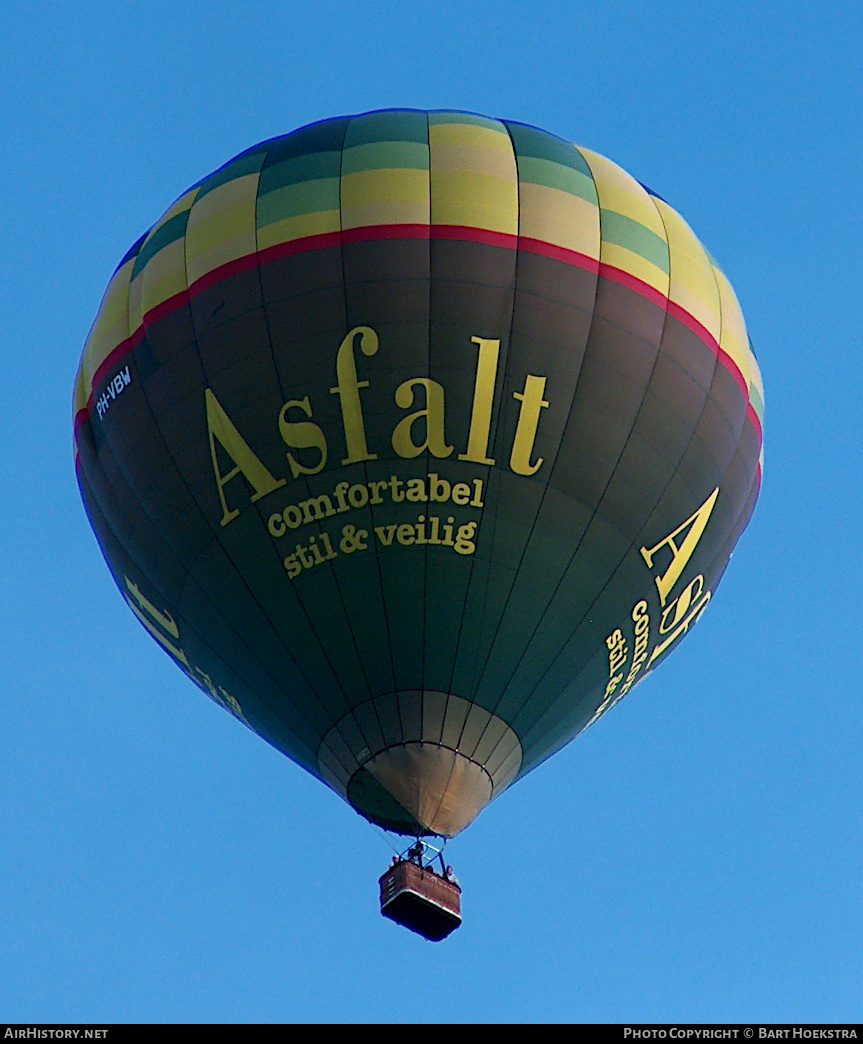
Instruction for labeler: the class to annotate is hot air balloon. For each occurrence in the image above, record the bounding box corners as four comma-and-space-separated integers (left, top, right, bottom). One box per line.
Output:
74, 109, 763, 940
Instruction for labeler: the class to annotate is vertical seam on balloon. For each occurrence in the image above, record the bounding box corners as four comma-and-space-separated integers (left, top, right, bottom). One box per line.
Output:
324, 115, 390, 764
423, 752, 461, 838
422, 110, 434, 738
479, 724, 522, 797
427, 110, 455, 744
466, 142, 604, 731
252, 136, 381, 776
444, 121, 519, 728
75, 462, 320, 761
140, 203, 331, 749
325, 115, 380, 719
337, 115, 397, 754
451, 117, 525, 757
704, 255, 753, 454
486, 182, 680, 735
419, 111, 430, 719
444, 120, 513, 760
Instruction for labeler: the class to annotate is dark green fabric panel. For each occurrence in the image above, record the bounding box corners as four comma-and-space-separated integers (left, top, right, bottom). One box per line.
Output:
343, 108, 429, 147
505, 120, 594, 178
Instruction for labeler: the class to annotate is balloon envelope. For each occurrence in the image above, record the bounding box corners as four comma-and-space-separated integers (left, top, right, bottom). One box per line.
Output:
74, 110, 763, 837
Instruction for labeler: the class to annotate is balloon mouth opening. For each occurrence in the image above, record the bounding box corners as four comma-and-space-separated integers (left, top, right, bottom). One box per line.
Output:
348, 767, 435, 836
317, 690, 523, 837
345, 743, 495, 838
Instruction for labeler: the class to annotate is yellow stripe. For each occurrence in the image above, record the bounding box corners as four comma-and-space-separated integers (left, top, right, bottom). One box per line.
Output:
430, 143, 517, 179
518, 183, 600, 257
340, 168, 429, 210
82, 257, 135, 394
578, 147, 670, 298
599, 243, 670, 296
256, 210, 340, 250
127, 188, 200, 329
711, 265, 757, 392
429, 119, 517, 234
128, 267, 145, 335
428, 122, 512, 153
342, 200, 430, 230
578, 147, 666, 238
185, 173, 259, 285
140, 239, 189, 317
154, 186, 198, 227
714, 265, 763, 405
430, 170, 518, 234
653, 199, 721, 342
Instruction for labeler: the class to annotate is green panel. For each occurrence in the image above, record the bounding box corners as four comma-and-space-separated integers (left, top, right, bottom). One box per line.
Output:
343, 109, 429, 146
258, 152, 342, 197
516, 156, 597, 203
195, 150, 266, 200
256, 178, 341, 226
505, 120, 593, 177
601, 210, 670, 272
341, 141, 430, 175
132, 210, 190, 278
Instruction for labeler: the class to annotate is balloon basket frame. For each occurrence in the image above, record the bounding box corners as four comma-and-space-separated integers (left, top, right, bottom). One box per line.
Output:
379, 840, 462, 942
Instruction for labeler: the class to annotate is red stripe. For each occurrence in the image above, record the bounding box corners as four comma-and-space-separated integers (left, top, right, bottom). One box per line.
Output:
430, 225, 519, 251
189, 252, 261, 297
143, 287, 190, 329
74, 407, 89, 440
718, 346, 750, 398
598, 261, 669, 311
77, 223, 762, 451
519, 237, 599, 274
258, 230, 344, 267
343, 223, 430, 245
89, 324, 146, 401
665, 299, 720, 356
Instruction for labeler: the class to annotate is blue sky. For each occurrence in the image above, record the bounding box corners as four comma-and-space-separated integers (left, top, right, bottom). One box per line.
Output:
1, 0, 861, 1024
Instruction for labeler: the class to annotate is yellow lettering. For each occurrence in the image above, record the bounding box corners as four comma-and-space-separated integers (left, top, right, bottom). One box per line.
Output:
454, 521, 477, 555
205, 388, 285, 527
268, 513, 287, 537
640, 488, 719, 605
510, 375, 549, 476
452, 482, 471, 505
298, 495, 336, 525
123, 576, 190, 668
396, 523, 415, 545
647, 577, 711, 667
405, 478, 428, 502
391, 378, 453, 459
458, 336, 499, 465
330, 326, 379, 464
278, 396, 327, 478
